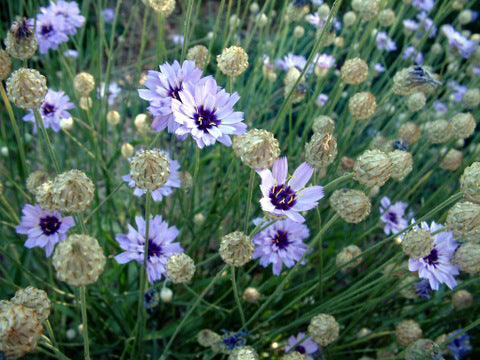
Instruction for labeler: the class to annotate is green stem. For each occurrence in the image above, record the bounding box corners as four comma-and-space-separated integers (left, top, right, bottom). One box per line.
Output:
80, 286, 91, 360
243, 169, 256, 233
33, 109, 61, 174
180, 0, 195, 61
230, 266, 246, 325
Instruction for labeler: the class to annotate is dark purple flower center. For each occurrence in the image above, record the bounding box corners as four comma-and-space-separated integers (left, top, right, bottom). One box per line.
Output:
423, 248, 438, 266
147, 238, 163, 259
168, 84, 182, 101
269, 184, 297, 210
39, 215, 61, 236
294, 345, 306, 354
387, 211, 398, 224
42, 103, 56, 117
272, 230, 290, 250
41, 24, 53, 37
194, 105, 220, 131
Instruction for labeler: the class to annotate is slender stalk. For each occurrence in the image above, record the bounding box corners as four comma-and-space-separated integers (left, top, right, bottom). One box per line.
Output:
33, 109, 61, 174
230, 266, 246, 325
243, 169, 256, 233
180, 0, 195, 61
80, 286, 91, 360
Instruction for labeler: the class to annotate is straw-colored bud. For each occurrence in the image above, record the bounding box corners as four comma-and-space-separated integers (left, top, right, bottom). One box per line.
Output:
121, 143, 134, 159
74, 72, 95, 96
446, 201, 480, 242
388, 150, 413, 181
228, 345, 259, 360
0, 301, 44, 359
351, 0, 380, 21
312, 115, 335, 134
453, 242, 480, 274
52, 169, 95, 213
256, 13, 269, 27
134, 113, 150, 135
330, 189, 371, 223
402, 228, 434, 259
0, 49, 12, 81
35, 180, 57, 211
217, 46, 249, 77
451, 290, 473, 310
197, 329, 221, 347
378, 9, 395, 27
308, 313, 340, 347
407, 92, 426, 112
193, 213, 205, 226
405, 339, 442, 360
26, 170, 49, 196
305, 132, 338, 169
60, 117, 74, 131
166, 253, 195, 284
440, 148, 463, 171
280, 352, 308, 360
11, 286, 51, 322
341, 58, 368, 85
395, 320, 422, 347
285, 3, 309, 22
369, 134, 386, 150
458, 9, 473, 24
460, 162, 480, 203
424, 119, 452, 144
335, 245, 362, 271
4, 19, 38, 60
293, 25, 305, 39
79, 95, 92, 110
250, 2, 259, 13
463, 88, 480, 108
186, 45, 209, 69
353, 149, 393, 186
243, 287, 261, 303
106, 110, 120, 125
130, 149, 170, 191
232, 129, 280, 170
6, 68, 47, 109
284, 67, 306, 103
143, 0, 176, 16
159, 287, 173, 303
343, 11, 357, 27
399, 122, 420, 144
219, 231, 254, 267
51, 234, 106, 286
392, 66, 440, 96
349, 92, 377, 120
451, 113, 476, 140
357, 328, 372, 338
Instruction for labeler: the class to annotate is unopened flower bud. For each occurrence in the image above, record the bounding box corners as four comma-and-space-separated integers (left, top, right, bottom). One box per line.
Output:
107, 110, 120, 125
343, 11, 357, 26
121, 143, 134, 159
388, 150, 413, 181
393, 66, 440, 96
74, 72, 95, 96
166, 253, 195, 284
460, 162, 480, 203
4, 18, 38, 60
160, 287, 173, 303
305, 132, 338, 169
217, 46, 249, 77
293, 25, 305, 39
308, 314, 340, 346
440, 149, 463, 171
402, 228, 434, 259
186, 45, 209, 70
330, 189, 371, 223
52, 169, 95, 213
341, 58, 368, 85
451, 113, 476, 140
451, 290, 473, 310
232, 129, 280, 170
130, 149, 170, 191
353, 149, 393, 186
6, 68, 47, 109
219, 231, 254, 267
256, 13, 268, 27
79, 95, 92, 110
349, 92, 377, 120
453, 242, 480, 274
395, 320, 422, 347
60, 117, 74, 131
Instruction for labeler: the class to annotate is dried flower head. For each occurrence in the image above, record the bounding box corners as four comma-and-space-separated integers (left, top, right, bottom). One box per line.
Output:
402, 228, 434, 259
446, 201, 480, 242
450, 113, 476, 140
393, 66, 441, 96
166, 253, 195, 284
52, 169, 95, 213
198, 329, 222, 347
453, 242, 480, 274
463, 88, 480, 108
336, 245, 362, 271
35, 180, 57, 211
285, 3, 309, 22
74, 72, 95, 95
424, 119, 452, 144
186, 45, 209, 69
451, 290, 473, 310
284, 67, 307, 103
378, 8, 395, 27
407, 92, 426, 112
219, 231, 254, 267
349, 92, 377, 120
440, 149, 463, 171
353, 149, 393, 186
293, 25, 305, 39
308, 313, 340, 347
405, 339, 442, 360
232, 129, 280, 170
280, 352, 308, 360
121, 143, 134, 159
26, 170, 49, 195
4, 18, 38, 60
0, 301, 44, 359
305, 132, 338, 169
52, 234, 106, 286
341, 58, 369, 85
0, 49, 12, 81
460, 162, 480, 204
130, 149, 170, 191
217, 46, 249, 77
11, 287, 51, 322
330, 189, 371, 223
106, 110, 120, 125
399, 122, 421, 144
395, 319, 422, 347
228, 345, 259, 360
6, 68, 47, 109
243, 287, 261, 303
143, 0, 176, 16
388, 150, 413, 182
312, 115, 335, 134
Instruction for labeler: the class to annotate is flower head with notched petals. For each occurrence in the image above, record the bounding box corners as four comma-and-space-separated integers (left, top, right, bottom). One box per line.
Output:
379, 196, 409, 235
172, 77, 247, 148
15, 204, 75, 257
47, 0, 85, 35
408, 221, 459, 291
257, 157, 324, 223
285, 332, 319, 360
252, 217, 310, 275
115, 215, 183, 284
138, 60, 205, 134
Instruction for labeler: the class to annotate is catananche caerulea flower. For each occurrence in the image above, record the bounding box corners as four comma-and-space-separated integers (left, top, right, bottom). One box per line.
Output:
442, 25, 476, 58
448, 330, 472, 360
379, 196, 409, 235
257, 157, 324, 223
172, 77, 247, 148
115, 215, 183, 284
408, 221, 459, 291
16, 204, 75, 257
376, 31, 397, 51
275, 53, 313, 73
123, 149, 181, 202
402, 46, 423, 64
252, 217, 310, 275
138, 60, 205, 134
23, 89, 74, 132
412, 0, 434, 12
47, 0, 85, 35
313, 53, 336, 69
285, 332, 319, 360
35, 11, 69, 54
101, 8, 115, 23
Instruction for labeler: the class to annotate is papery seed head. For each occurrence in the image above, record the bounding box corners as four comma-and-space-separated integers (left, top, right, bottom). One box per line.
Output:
405, 339, 442, 360
142, 0, 176, 16
343, 11, 357, 26
341, 58, 369, 85
305, 132, 338, 169
388, 150, 413, 181
446, 201, 480, 242
74, 72, 95, 96
349, 92, 377, 120
407, 92, 426, 112
424, 119, 452, 144
450, 113, 476, 140
217, 46, 249, 77
460, 162, 480, 203
330, 189, 372, 223
378, 8, 395, 27
52, 169, 95, 213
453, 242, 480, 274
398, 122, 420, 144
166, 253, 196, 284
392, 66, 440, 96
351, 0, 380, 21
402, 228, 434, 259
243, 287, 261, 303
440, 148, 463, 171
0, 49, 12, 81
232, 129, 280, 170
463, 88, 480, 108
6, 68, 47, 109
335, 245, 362, 271
312, 115, 335, 134
293, 25, 305, 39
219, 231, 254, 267
107, 110, 120, 125
186, 45, 209, 69
130, 149, 170, 191
11, 286, 51, 322
353, 149, 393, 186
395, 320, 422, 347
285, 3, 309, 23
308, 313, 340, 347
26, 170, 49, 196
4, 18, 38, 60
451, 289, 473, 310
197, 329, 222, 347
280, 352, 308, 360
121, 143, 134, 159
228, 345, 259, 360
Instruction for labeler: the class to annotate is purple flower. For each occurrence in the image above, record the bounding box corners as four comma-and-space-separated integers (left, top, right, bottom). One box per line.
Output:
402, 46, 423, 64
416, 12, 436, 38
15, 204, 75, 257
98, 82, 122, 106
403, 19, 419, 33
115, 215, 183, 284
313, 53, 336, 69
374, 63, 386, 73
63, 49, 78, 58
35, 11, 69, 54
172, 34, 184, 45
315, 93, 328, 107
448, 330, 472, 360
408, 221, 459, 291
414, 279, 432, 299
23, 89, 74, 133
442, 25, 476, 58
376, 31, 397, 51
263, 55, 274, 69
47, 0, 85, 35
379, 196, 409, 235
412, 0, 434, 12
285, 332, 319, 360
123, 150, 181, 202
172, 77, 247, 148
101, 8, 115, 23
433, 101, 448, 113
138, 60, 205, 134
252, 217, 310, 275
275, 53, 312, 73
257, 157, 324, 223
311, 0, 324, 5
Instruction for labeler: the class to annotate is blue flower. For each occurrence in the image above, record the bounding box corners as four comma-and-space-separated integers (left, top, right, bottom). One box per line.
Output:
448, 330, 472, 360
